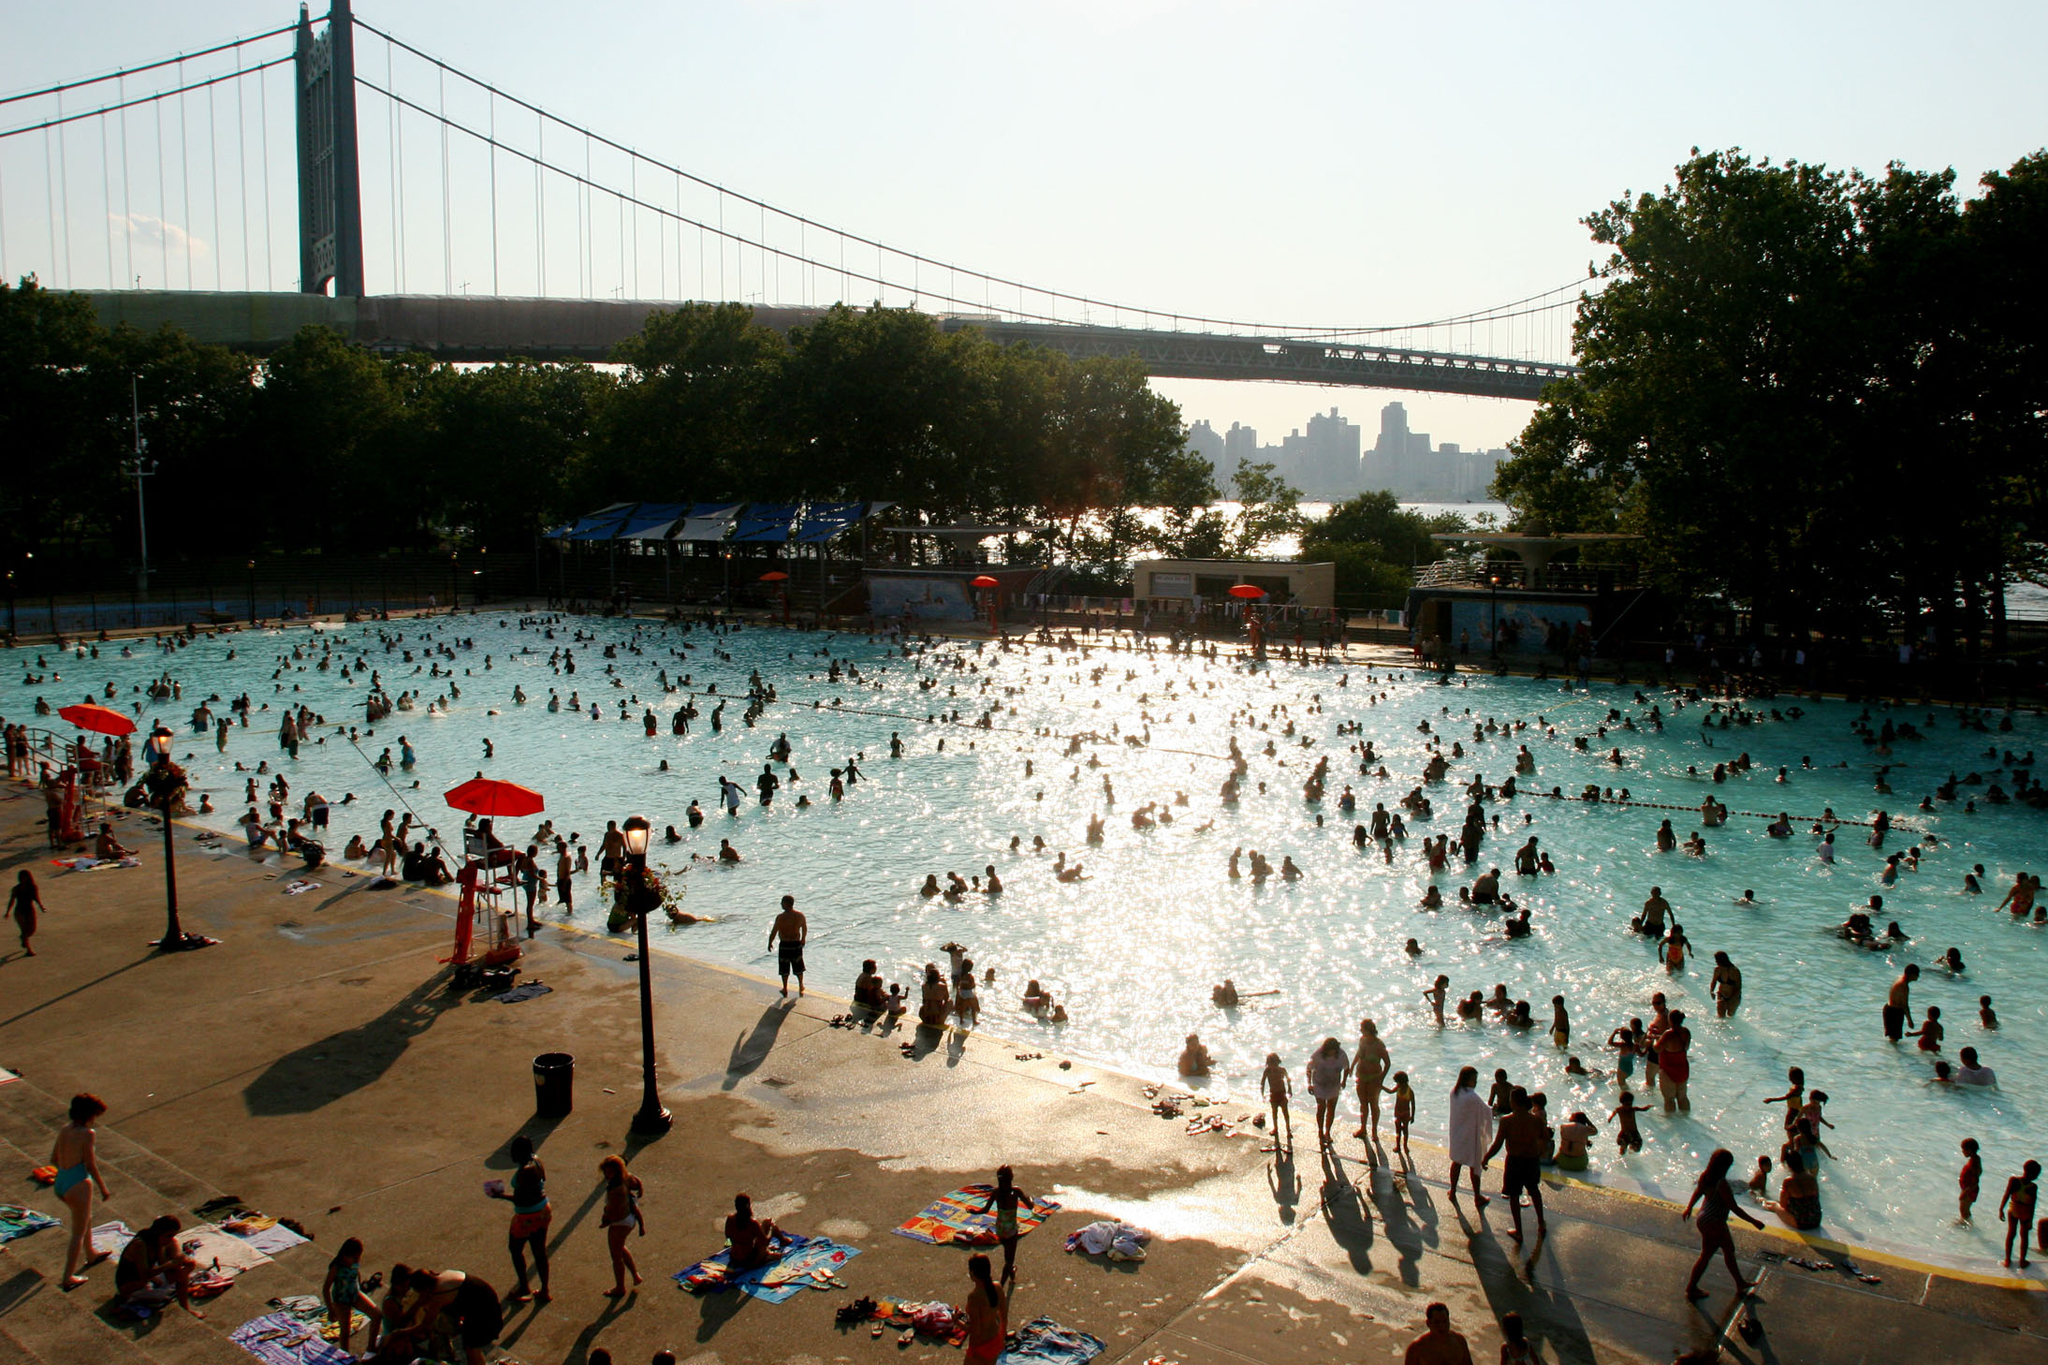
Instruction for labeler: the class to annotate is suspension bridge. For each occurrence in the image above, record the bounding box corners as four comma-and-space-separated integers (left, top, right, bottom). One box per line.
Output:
1, 2, 1584, 400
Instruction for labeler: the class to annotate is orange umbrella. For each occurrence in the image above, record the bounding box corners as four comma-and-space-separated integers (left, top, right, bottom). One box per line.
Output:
1227, 584, 1266, 600
58, 702, 136, 736
970, 575, 1000, 588
444, 777, 545, 818
759, 570, 790, 582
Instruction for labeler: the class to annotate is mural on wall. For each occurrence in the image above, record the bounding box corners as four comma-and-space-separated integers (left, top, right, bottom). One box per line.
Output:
1447, 600, 1591, 655
867, 576, 975, 621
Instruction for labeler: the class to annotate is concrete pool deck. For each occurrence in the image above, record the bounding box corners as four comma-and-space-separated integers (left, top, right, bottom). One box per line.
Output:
0, 788, 2043, 1364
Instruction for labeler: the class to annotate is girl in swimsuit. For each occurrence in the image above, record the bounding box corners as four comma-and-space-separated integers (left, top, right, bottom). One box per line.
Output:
962, 1252, 1014, 1365
598, 1155, 645, 1296
1681, 1148, 1763, 1300
973, 1165, 1036, 1278
492, 1137, 551, 1302
51, 1093, 111, 1289
321, 1237, 381, 1355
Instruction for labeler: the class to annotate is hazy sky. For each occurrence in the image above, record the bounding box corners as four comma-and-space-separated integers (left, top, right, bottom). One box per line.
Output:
4, 1, 2043, 457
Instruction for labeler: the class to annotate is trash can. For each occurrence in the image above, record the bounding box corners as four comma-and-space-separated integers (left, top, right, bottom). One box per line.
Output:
533, 1052, 574, 1117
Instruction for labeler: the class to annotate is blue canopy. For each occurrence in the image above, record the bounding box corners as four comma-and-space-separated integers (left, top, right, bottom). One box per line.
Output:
613, 502, 690, 540
674, 502, 743, 543
564, 502, 635, 541
793, 501, 868, 544
732, 503, 801, 544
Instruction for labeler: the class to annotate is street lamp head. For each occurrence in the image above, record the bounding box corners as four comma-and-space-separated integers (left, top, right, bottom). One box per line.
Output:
1489, 575, 1500, 587
621, 814, 651, 858
145, 726, 173, 763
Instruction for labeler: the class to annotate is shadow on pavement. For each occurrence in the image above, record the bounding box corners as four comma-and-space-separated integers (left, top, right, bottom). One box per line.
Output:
721, 998, 795, 1089
240, 971, 462, 1115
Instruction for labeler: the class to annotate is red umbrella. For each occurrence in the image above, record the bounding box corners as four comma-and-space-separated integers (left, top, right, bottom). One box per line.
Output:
759, 570, 790, 583
58, 702, 136, 736
970, 575, 1000, 588
444, 777, 545, 818
1228, 584, 1266, 600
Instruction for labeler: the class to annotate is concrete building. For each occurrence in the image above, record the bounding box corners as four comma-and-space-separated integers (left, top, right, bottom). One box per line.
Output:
1223, 421, 1259, 471
1133, 558, 1336, 609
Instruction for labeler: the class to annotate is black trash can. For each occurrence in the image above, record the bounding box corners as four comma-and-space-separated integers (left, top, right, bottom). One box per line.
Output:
533, 1052, 574, 1117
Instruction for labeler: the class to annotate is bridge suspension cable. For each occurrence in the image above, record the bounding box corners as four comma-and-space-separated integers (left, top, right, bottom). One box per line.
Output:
347, 14, 1586, 358
0, 23, 299, 108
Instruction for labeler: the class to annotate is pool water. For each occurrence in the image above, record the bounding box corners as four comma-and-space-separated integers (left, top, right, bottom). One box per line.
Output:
13, 615, 2045, 1270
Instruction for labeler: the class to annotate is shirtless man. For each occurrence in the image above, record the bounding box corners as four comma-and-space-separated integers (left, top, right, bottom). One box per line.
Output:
1883, 964, 1919, 1042
1639, 886, 1670, 936
1403, 1302, 1476, 1365
1482, 1088, 1549, 1240
768, 895, 807, 997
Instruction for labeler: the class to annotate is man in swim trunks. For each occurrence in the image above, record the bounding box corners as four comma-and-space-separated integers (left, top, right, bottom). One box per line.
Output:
1884, 964, 1919, 1042
1482, 1087, 1549, 1242
407, 1268, 503, 1365
768, 895, 806, 997
1656, 1010, 1692, 1113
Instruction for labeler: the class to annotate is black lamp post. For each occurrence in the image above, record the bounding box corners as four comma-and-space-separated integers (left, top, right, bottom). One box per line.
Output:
620, 814, 672, 1135
1488, 574, 1501, 658
246, 559, 256, 625
143, 725, 205, 950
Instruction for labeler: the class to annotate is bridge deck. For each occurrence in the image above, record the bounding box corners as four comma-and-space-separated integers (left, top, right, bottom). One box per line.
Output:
80, 290, 1573, 399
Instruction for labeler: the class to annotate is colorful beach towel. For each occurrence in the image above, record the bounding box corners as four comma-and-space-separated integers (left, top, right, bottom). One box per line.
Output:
871, 1295, 967, 1346
894, 1184, 1060, 1247
673, 1231, 860, 1303
181, 1223, 274, 1276
1000, 1317, 1106, 1365
0, 1204, 58, 1244
229, 1311, 355, 1365
92, 1220, 135, 1258
221, 1211, 311, 1257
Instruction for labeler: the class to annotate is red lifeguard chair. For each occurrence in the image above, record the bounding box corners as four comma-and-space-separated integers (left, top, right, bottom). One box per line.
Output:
442, 780, 543, 977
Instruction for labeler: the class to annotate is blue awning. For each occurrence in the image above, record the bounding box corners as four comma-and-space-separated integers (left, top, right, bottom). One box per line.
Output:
732, 503, 800, 543
565, 502, 635, 541
674, 502, 743, 543
613, 502, 690, 540
793, 501, 867, 544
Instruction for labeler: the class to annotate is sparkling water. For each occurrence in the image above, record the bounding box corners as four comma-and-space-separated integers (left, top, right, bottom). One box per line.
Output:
13, 615, 2043, 1269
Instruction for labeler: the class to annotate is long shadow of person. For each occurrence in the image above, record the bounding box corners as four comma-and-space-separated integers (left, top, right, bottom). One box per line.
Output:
1268, 1147, 1301, 1225
1365, 1163, 1426, 1287
242, 970, 462, 1115
1317, 1149, 1375, 1275
721, 997, 796, 1089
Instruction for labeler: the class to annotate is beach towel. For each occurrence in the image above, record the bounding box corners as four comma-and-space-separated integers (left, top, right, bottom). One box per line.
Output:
673, 1231, 860, 1303
1064, 1220, 1151, 1260
52, 856, 140, 871
181, 1223, 274, 1276
0, 1204, 58, 1243
0, 1064, 18, 1085
222, 1211, 311, 1257
1001, 1317, 1106, 1365
229, 1311, 356, 1365
894, 1184, 1059, 1247
93, 1220, 135, 1257
282, 880, 319, 895
871, 1296, 967, 1345
496, 981, 553, 1004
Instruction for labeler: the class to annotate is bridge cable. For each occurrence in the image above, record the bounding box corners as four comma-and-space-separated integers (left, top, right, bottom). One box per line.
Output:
350, 14, 1580, 347
258, 60, 273, 289
0, 57, 290, 142
0, 24, 299, 109
177, 58, 190, 287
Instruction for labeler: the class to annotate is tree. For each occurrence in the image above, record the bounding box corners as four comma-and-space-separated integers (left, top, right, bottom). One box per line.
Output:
1298, 490, 1460, 607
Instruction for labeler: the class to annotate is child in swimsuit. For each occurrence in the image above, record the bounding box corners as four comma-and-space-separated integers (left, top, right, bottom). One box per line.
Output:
321, 1237, 381, 1355
973, 1166, 1035, 1278
1959, 1139, 1982, 1225
1609, 1091, 1649, 1154
1999, 1160, 2040, 1268
1385, 1072, 1415, 1155
1260, 1054, 1293, 1150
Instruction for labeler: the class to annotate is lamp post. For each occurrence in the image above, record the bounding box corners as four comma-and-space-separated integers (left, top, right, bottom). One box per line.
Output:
1488, 574, 1501, 658
620, 814, 672, 1135
143, 724, 203, 950
247, 559, 257, 625
123, 376, 156, 594
449, 552, 459, 613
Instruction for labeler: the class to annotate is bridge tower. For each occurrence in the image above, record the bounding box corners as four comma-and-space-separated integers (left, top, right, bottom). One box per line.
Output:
294, 0, 365, 296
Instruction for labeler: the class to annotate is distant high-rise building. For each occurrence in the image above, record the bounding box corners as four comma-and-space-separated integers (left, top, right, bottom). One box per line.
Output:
1223, 421, 1259, 471
1184, 419, 1224, 474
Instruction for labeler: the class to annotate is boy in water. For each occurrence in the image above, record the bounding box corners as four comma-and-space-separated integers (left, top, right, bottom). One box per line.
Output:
1959, 1139, 1982, 1225
1260, 1053, 1293, 1149
1423, 975, 1449, 1027
1747, 1154, 1772, 1200
1609, 1091, 1649, 1154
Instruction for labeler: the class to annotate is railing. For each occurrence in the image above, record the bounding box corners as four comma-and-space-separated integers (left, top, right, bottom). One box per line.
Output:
1411, 560, 1645, 592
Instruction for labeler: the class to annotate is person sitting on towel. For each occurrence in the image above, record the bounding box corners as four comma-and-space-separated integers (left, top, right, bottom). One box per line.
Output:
724, 1193, 781, 1271
116, 1216, 203, 1317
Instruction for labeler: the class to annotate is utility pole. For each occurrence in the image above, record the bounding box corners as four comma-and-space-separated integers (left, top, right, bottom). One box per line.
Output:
122, 376, 156, 592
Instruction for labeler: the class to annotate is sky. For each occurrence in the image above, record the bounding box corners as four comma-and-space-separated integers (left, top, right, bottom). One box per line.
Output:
3, 1, 2044, 456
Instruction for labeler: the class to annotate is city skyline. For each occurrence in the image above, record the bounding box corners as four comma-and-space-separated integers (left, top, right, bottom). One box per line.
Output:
1186, 400, 1508, 505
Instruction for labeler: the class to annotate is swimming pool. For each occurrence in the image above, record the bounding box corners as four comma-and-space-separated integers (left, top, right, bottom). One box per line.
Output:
13, 614, 2044, 1270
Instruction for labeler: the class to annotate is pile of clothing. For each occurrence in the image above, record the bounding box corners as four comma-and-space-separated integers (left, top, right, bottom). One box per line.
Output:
1064, 1220, 1152, 1261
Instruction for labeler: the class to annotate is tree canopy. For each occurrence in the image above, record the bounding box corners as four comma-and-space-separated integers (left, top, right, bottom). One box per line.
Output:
1493, 147, 2048, 646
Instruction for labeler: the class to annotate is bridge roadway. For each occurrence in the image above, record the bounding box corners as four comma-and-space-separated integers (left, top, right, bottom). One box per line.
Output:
80, 290, 1572, 400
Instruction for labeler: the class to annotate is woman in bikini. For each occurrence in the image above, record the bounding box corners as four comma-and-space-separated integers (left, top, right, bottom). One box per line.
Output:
598, 1155, 645, 1296
51, 1093, 111, 1289
1679, 1148, 1763, 1300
